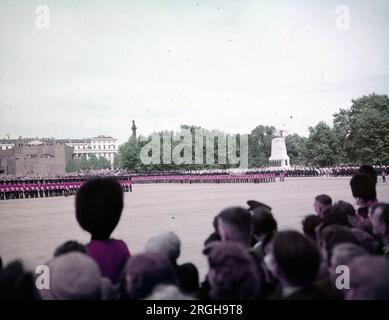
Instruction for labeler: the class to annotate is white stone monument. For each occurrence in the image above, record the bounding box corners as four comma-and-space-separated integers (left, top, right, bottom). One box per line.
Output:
269, 130, 290, 168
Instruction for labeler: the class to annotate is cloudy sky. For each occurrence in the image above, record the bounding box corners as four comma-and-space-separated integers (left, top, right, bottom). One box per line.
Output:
0, 0, 388, 143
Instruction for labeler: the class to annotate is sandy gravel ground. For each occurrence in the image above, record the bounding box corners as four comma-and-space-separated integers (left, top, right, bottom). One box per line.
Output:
1, 177, 388, 278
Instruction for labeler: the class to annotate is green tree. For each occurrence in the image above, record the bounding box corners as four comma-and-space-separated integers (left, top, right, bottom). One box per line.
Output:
66, 159, 79, 172
88, 154, 100, 169
305, 121, 338, 166
285, 134, 308, 165
113, 153, 121, 169
79, 155, 89, 170
97, 156, 111, 169
248, 125, 276, 167
333, 93, 389, 164
119, 136, 142, 171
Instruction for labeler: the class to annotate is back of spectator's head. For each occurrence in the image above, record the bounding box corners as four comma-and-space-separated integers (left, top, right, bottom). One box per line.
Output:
205, 241, 260, 300
314, 194, 332, 217
271, 230, 321, 287
252, 206, 277, 239
347, 256, 389, 300
322, 205, 352, 228
350, 173, 377, 203
302, 215, 323, 242
0, 256, 2, 271
329, 243, 367, 283
217, 207, 252, 247
120, 252, 175, 300
38, 252, 102, 300
177, 263, 199, 294
350, 228, 380, 254
367, 203, 389, 242
318, 225, 359, 265
76, 177, 124, 240
54, 240, 87, 257
0, 260, 35, 300
359, 165, 378, 184
334, 201, 357, 226
145, 232, 181, 261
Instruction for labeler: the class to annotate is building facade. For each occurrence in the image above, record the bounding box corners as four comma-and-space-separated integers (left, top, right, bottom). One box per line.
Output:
64, 135, 119, 165
0, 141, 73, 176
0, 135, 119, 175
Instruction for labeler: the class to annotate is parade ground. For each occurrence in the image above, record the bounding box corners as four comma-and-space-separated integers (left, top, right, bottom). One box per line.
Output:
1, 177, 388, 278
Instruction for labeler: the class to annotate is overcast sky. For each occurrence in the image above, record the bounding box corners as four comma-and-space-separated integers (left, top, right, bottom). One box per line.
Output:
0, 0, 388, 143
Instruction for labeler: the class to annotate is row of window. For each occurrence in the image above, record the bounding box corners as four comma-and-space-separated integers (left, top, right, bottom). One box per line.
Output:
74, 153, 116, 158
74, 145, 117, 150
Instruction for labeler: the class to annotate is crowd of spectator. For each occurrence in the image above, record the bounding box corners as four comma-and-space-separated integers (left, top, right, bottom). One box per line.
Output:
0, 165, 388, 300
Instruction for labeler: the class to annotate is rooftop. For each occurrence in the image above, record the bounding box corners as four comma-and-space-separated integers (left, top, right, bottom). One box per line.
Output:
0, 136, 115, 144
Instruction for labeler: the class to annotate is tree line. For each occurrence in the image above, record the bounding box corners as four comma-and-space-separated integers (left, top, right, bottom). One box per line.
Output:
66, 154, 112, 172
86, 93, 389, 171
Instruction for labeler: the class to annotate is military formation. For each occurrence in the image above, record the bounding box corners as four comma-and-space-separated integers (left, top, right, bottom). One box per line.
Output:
0, 177, 132, 200
1, 166, 387, 200
132, 173, 276, 184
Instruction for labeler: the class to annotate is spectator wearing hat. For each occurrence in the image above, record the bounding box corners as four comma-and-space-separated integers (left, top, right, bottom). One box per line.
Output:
350, 173, 377, 221
359, 165, 378, 185
38, 252, 115, 300
76, 178, 130, 284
